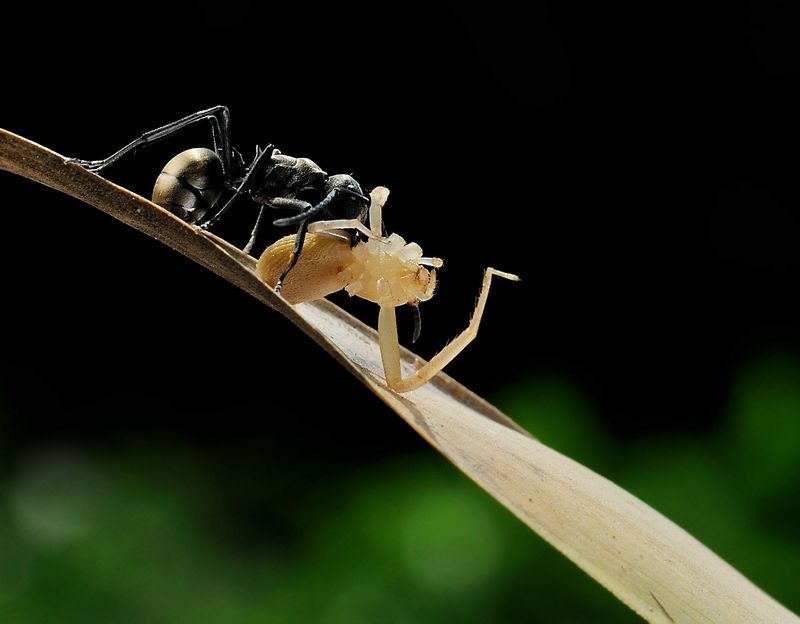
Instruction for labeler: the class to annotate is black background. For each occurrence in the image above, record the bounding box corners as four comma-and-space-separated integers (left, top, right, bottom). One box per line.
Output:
2, 1, 800, 460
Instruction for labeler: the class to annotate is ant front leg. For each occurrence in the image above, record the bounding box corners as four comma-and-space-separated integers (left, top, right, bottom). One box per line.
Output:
272, 187, 370, 228
297, 186, 388, 241
270, 191, 368, 289
271, 217, 379, 293
263, 196, 315, 291
70, 106, 236, 175
270, 186, 380, 291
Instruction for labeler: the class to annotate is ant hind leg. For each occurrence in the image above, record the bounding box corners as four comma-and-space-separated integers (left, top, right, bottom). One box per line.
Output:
70, 105, 235, 175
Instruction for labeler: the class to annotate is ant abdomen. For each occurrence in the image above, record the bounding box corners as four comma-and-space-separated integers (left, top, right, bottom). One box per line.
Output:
152, 148, 225, 223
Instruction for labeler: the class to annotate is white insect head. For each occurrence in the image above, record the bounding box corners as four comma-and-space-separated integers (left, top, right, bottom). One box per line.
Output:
343, 188, 443, 308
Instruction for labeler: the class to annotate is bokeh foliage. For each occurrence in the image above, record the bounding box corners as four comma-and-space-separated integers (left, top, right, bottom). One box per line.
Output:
1, 350, 798, 623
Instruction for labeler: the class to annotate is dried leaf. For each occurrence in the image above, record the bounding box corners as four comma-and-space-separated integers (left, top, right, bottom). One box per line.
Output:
1, 128, 796, 624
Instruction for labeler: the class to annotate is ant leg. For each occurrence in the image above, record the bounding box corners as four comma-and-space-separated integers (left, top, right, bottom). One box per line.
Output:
271, 188, 377, 286
199, 144, 275, 230
269, 197, 313, 214
261, 196, 318, 289
275, 219, 310, 294
272, 188, 370, 227
378, 268, 520, 393
280, 185, 388, 235
70, 105, 235, 175
243, 205, 266, 255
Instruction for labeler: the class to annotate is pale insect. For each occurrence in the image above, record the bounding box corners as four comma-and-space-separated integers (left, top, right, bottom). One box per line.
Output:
256, 187, 519, 393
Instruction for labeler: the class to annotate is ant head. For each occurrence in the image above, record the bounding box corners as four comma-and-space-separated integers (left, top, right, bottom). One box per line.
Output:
325, 174, 370, 221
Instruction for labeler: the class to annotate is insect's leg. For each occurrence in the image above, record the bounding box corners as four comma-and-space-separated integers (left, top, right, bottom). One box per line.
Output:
272, 188, 370, 228
387, 268, 520, 393
70, 105, 235, 175
243, 205, 267, 255
307, 219, 376, 239
378, 305, 402, 387
275, 218, 310, 294
269, 197, 313, 213
199, 144, 275, 230
368, 187, 390, 236
271, 188, 375, 288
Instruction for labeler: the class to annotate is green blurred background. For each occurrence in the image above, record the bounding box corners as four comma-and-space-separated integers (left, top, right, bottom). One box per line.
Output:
3, 0, 800, 621
1, 352, 798, 623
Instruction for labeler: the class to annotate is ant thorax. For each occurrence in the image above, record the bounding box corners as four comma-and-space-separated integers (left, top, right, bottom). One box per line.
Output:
343, 233, 438, 308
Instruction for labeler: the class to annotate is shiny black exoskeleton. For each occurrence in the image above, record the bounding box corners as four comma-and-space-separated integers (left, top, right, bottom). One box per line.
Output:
71, 106, 371, 290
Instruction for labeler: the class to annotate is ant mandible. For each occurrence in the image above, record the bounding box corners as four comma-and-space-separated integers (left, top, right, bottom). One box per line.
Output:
71, 105, 370, 292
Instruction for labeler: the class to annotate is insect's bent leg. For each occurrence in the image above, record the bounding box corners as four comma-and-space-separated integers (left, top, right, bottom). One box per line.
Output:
272, 188, 370, 227
199, 144, 275, 230
388, 268, 520, 393
378, 305, 402, 387
275, 219, 310, 294
308, 219, 376, 239
70, 105, 235, 174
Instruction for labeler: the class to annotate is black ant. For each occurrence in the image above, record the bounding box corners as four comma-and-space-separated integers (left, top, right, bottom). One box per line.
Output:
70, 107, 521, 390
70, 105, 371, 292
256, 186, 519, 392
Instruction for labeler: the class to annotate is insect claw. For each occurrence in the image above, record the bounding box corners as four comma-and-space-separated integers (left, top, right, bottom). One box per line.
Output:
68, 158, 104, 173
